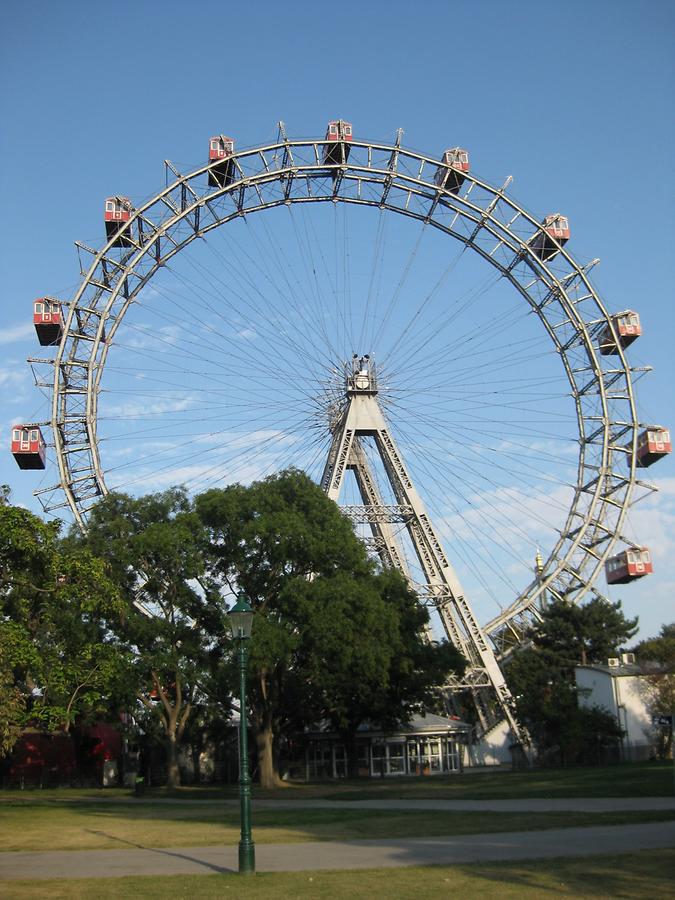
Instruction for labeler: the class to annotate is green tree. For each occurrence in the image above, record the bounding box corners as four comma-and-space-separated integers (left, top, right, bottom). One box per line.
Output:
0, 624, 28, 757
197, 469, 465, 787
75, 488, 225, 787
506, 597, 637, 765
0, 502, 128, 744
295, 566, 464, 773
633, 623, 675, 758
530, 597, 638, 668
634, 623, 675, 668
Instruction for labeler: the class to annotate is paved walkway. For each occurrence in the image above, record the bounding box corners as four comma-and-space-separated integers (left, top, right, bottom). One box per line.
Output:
1, 822, 674, 880
3, 795, 674, 812
252, 797, 675, 812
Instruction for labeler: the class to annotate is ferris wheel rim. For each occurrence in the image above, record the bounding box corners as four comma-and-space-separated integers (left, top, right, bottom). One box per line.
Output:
40, 132, 642, 654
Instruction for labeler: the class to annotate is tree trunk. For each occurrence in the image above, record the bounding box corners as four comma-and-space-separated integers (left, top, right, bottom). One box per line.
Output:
166, 733, 181, 788
255, 722, 285, 789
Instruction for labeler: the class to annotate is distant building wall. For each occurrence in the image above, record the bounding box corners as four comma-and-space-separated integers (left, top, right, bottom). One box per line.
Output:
576, 664, 658, 761
469, 718, 513, 767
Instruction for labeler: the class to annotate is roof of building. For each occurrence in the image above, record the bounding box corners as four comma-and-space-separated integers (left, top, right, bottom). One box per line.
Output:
304, 711, 470, 739
575, 662, 664, 678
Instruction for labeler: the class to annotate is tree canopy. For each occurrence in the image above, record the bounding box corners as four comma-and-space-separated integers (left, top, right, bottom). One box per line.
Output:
506, 597, 637, 765
72, 487, 225, 787
197, 469, 465, 785
633, 622, 675, 669
632, 622, 675, 759
3, 474, 466, 785
0, 499, 127, 752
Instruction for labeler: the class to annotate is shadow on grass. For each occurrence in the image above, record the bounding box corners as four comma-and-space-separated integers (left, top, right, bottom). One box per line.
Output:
83, 830, 233, 875
449, 849, 675, 898
2, 761, 671, 806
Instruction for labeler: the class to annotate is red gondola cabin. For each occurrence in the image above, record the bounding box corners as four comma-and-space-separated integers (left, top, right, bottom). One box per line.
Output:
631, 426, 671, 468
323, 120, 353, 165
208, 135, 235, 188
33, 298, 63, 346
605, 547, 653, 585
434, 148, 470, 194
529, 214, 570, 261
598, 310, 641, 355
104, 197, 134, 247
11, 425, 46, 470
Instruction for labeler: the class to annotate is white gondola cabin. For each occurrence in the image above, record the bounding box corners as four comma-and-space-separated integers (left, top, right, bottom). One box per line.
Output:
631, 426, 671, 468
33, 298, 63, 346
434, 148, 470, 194
529, 214, 570, 261
598, 310, 641, 356
605, 547, 653, 585
104, 197, 134, 247
323, 120, 353, 165
11, 425, 46, 470
208, 135, 235, 188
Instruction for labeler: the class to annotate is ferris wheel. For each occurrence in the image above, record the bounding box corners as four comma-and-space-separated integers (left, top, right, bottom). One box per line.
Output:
14, 121, 671, 748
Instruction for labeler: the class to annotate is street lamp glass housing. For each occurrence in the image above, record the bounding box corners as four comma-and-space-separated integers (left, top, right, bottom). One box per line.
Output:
229, 595, 254, 639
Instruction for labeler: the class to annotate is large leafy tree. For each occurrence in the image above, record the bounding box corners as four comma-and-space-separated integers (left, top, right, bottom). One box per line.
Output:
197, 469, 465, 787
74, 488, 225, 787
294, 565, 465, 773
633, 623, 675, 758
634, 622, 675, 669
528, 597, 638, 668
0, 499, 128, 751
0, 624, 28, 757
507, 597, 637, 765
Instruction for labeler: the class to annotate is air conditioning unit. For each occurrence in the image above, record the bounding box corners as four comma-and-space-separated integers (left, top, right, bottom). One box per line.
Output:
607, 658, 621, 668
622, 652, 636, 665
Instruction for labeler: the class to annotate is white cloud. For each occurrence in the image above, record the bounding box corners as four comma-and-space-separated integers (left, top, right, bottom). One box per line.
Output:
437, 483, 573, 552
110, 454, 283, 494
102, 395, 197, 418
114, 323, 182, 351
0, 323, 34, 346
0, 367, 30, 391
626, 478, 675, 562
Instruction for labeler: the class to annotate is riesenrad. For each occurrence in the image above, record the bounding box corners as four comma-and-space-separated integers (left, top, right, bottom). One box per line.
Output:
17, 121, 670, 752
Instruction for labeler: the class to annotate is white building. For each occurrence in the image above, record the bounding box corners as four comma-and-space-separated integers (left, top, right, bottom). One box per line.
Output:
575, 653, 662, 761
303, 712, 470, 779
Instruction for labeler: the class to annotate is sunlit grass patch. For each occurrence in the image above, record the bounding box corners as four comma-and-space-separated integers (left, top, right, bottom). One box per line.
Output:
0, 801, 673, 853
3, 849, 674, 899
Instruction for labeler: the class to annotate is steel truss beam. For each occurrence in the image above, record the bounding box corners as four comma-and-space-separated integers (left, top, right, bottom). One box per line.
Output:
321, 359, 530, 748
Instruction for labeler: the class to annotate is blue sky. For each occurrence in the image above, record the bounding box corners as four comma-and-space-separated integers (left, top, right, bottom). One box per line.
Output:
1, 0, 673, 641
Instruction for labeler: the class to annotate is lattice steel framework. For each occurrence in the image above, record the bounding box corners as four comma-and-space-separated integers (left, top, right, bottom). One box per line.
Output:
323, 356, 529, 745
29, 127, 654, 672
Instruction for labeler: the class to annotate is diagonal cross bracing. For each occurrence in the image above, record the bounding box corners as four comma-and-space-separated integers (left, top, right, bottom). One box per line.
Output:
321, 357, 530, 751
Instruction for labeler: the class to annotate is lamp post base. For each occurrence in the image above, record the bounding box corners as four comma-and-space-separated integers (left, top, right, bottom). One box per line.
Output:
238, 839, 256, 874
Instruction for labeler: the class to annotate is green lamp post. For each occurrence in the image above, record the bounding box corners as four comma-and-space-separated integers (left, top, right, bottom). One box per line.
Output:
229, 594, 255, 874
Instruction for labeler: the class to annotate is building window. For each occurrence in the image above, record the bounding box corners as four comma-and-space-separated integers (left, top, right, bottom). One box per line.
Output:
445, 739, 461, 772
334, 743, 347, 777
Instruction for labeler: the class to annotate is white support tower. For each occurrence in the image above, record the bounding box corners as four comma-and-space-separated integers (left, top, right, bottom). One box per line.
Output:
321, 355, 531, 755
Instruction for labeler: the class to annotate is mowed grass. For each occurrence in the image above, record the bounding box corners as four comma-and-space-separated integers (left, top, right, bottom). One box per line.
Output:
309, 760, 675, 801
3, 850, 675, 899
4, 760, 670, 803
0, 801, 673, 852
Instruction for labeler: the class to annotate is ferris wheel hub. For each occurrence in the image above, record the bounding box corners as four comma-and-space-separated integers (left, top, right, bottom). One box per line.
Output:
346, 354, 378, 395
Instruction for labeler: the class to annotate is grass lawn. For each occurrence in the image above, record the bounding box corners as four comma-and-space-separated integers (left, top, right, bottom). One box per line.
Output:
2, 849, 674, 899
3, 760, 671, 803
0, 800, 673, 852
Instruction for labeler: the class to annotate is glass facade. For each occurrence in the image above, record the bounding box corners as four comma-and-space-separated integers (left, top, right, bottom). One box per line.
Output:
305, 733, 463, 779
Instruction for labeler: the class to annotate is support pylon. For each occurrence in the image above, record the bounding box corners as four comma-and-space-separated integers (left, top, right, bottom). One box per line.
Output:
321, 356, 532, 756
